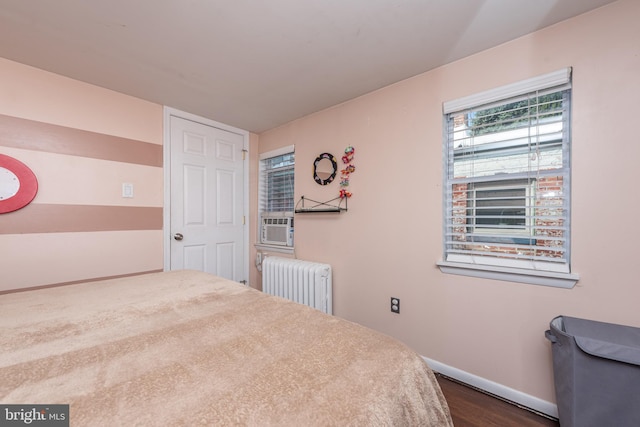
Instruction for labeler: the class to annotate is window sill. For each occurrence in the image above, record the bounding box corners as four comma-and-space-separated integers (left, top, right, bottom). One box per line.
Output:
437, 261, 579, 288
254, 243, 294, 255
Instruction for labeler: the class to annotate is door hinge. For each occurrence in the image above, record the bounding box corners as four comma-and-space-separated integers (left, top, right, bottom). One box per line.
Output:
243, 215, 246, 225
242, 149, 248, 160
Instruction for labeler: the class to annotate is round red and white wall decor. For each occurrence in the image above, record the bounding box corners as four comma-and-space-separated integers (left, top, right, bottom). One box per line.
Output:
0, 154, 38, 214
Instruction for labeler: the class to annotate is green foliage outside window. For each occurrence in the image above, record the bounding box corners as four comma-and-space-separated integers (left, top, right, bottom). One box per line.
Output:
470, 92, 563, 136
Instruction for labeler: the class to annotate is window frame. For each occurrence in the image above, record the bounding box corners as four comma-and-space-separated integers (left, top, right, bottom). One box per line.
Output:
256, 145, 296, 252
258, 145, 295, 215
438, 69, 579, 288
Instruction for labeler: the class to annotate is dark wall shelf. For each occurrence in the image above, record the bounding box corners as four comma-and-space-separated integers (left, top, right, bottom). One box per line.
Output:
294, 196, 347, 213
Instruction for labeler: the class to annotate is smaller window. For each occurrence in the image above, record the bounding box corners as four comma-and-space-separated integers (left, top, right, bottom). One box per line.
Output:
259, 146, 295, 214
258, 146, 295, 249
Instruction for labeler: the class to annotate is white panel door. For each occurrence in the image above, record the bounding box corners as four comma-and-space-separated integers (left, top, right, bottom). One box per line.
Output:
169, 116, 245, 282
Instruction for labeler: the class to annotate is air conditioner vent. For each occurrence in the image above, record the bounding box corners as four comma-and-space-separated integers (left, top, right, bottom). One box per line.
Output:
260, 213, 294, 246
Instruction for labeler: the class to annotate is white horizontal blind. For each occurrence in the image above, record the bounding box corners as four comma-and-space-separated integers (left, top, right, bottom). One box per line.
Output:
259, 147, 295, 213
443, 69, 572, 273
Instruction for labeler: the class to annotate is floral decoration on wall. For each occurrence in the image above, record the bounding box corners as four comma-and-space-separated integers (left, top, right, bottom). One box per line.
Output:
339, 146, 355, 199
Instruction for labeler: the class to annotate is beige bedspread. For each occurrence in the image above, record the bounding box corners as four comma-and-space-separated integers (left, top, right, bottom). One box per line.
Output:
1, 270, 452, 426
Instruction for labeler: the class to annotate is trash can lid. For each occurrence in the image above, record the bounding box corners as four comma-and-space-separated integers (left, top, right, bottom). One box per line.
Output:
562, 316, 640, 366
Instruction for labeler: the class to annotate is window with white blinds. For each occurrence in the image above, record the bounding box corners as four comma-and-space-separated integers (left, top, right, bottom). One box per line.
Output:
259, 146, 295, 213
440, 69, 578, 287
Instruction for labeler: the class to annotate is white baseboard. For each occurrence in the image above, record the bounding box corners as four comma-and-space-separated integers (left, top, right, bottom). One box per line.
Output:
423, 357, 558, 419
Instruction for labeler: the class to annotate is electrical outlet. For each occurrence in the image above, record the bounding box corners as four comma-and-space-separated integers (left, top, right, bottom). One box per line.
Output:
390, 297, 400, 314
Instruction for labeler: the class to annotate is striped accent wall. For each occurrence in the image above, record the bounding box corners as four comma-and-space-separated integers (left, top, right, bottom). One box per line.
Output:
0, 113, 164, 291
0, 114, 162, 167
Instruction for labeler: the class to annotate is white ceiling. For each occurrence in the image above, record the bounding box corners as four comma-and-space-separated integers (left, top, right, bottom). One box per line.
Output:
0, 0, 617, 133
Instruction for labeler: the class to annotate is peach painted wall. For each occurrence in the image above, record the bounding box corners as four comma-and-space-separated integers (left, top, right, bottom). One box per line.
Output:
248, 132, 261, 289
0, 58, 164, 290
256, 0, 639, 406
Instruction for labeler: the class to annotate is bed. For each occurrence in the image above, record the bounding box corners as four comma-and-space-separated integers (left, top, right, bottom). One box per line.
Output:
1, 270, 453, 426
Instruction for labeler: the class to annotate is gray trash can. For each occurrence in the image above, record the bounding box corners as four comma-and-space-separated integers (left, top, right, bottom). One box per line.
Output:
545, 315, 640, 427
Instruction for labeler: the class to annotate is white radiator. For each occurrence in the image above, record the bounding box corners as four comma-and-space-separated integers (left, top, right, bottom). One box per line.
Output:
261, 256, 332, 315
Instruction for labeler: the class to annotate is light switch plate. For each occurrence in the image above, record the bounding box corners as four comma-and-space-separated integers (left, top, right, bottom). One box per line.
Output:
122, 183, 134, 198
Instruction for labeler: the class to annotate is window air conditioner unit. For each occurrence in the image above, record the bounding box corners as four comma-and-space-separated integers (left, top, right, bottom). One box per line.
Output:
261, 213, 294, 246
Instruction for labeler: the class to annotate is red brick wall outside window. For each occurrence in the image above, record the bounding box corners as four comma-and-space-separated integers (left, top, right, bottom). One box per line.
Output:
451, 177, 564, 260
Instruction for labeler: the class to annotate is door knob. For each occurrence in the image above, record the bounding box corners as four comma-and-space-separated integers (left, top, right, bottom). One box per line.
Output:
174, 233, 184, 241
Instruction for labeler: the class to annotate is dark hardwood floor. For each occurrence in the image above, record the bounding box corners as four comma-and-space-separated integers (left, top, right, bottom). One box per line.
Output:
435, 374, 559, 427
